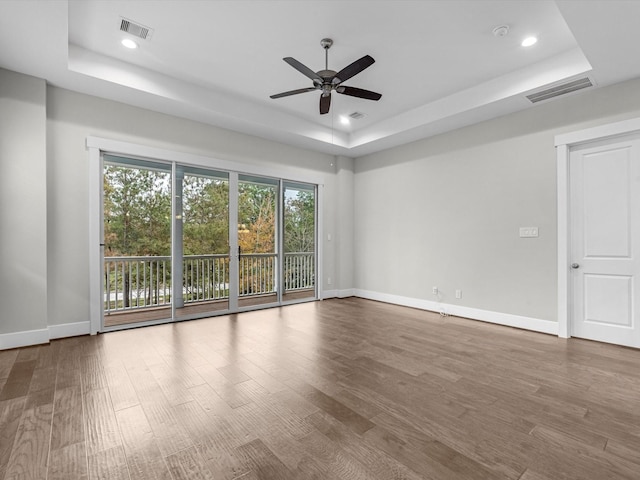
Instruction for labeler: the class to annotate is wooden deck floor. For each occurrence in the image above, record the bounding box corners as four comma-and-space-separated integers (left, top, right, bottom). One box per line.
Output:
104, 289, 315, 327
1, 297, 640, 479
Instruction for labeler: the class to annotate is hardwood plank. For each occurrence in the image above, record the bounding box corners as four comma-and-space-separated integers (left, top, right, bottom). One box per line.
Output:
188, 382, 235, 419
364, 414, 512, 480
87, 445, 130, 480
298, 429, 376, 480
307, 410, 424, 480
79, 354, 108, 393
3, 403, 53, 480
193, 363, 253, 408
51, 385, 84, 451
235, 438, 296, 480
83, 387, 121, 455
285, 378, 375, 435
0, 359, 36, 401
218, 364, 251, 384
47, 441, 88, 480
165, 445, 215, 480
1, 298, 639, 480
0, 349, 19, 379
116, 404, 173, 480
195, 428, 253, 480
605, 438, 640, 466
138, 397, 194, 457
104, 362, 140, 411
172, 399, 224, 444
0, 397, 26, 472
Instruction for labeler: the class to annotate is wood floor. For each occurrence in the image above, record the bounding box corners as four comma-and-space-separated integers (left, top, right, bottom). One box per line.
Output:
104, 289, 315, 327
1, 297, 639, 480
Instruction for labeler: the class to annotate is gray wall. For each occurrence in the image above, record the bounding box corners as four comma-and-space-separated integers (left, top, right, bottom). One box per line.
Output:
46, 86, 347, 328
4, 64, 640, 346
0, 69, 48, 335
354, 77, 640, 321
0, 67, 352, 344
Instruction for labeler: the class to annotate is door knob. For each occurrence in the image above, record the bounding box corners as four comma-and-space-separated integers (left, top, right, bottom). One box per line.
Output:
571, 263, 580, 269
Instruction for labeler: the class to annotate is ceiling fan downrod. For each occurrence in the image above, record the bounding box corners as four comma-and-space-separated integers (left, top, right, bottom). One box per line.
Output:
321, 38, 333, 71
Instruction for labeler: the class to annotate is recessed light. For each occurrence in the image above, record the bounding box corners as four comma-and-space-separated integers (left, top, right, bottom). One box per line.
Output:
121, 38, 138, 49
339, 115, 350, 125
521, 36, 538, 47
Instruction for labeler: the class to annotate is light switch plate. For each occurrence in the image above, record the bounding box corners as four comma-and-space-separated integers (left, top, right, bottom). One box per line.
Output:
519, 227, 539, 238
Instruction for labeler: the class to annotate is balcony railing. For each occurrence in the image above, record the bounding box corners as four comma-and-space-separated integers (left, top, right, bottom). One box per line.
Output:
104, 252, 315, 313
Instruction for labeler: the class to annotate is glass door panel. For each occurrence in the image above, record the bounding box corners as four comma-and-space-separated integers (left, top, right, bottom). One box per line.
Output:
99, 154, 319, 332
176, 166, 230, 319
238, 175, 279, 308
102, 155, 172, 327
283, 182, 317, 302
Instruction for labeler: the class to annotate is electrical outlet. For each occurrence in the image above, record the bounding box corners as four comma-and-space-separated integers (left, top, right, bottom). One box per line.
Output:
327, 277, 332, 285
432, 286, 438, 295
519, 227, 539, 238
455, 289, 462, 299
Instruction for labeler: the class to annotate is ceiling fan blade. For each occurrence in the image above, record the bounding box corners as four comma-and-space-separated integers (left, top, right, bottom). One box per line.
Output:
320, 93, 331, 115
336, 86, 382, 101
270, 87, 317, 99
333, 55, 375, 84
283, 57, 323, 83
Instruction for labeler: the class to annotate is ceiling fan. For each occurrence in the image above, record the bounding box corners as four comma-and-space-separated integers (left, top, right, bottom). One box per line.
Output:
270, 38, 382, 115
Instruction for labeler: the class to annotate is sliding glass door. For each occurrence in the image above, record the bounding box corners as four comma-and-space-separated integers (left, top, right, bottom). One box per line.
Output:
238, 175, 279, 308
283, 182, 316, 302
176, 166, 230, 319
100, 154, 317, 330
102, 156, 173, 327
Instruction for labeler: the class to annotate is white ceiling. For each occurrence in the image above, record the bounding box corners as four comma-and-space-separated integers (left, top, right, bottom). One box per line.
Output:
1, 1, 640, 156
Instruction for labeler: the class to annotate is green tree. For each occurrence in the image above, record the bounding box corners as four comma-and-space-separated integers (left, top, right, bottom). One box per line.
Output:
238, 183, 276, 254
182, 176, 229, 255
103, 164, 171, 307
284, 189, 315, 253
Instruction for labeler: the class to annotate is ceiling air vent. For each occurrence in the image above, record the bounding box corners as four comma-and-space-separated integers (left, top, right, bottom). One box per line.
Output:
119, 17, 153, 40
526, 77, 593, 103
349, 111, 366, 120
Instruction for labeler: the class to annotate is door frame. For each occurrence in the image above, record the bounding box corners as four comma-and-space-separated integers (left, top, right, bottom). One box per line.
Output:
87, 136, 324, 335
555, 116, 640, 339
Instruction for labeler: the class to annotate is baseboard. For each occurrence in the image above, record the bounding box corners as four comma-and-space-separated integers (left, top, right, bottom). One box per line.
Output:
49, 321, 91, 340
353, 289, 558, 335
321, 288, 355, 299
0, 328, 50, 350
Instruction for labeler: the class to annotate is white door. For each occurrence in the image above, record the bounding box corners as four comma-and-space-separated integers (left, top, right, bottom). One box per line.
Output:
570, 136, 640, 348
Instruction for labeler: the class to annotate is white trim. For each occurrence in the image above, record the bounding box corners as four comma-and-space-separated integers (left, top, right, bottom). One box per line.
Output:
316, 184, 324, 300
86, 136, 325, 187
555, 117, 640, 340
49, 322, 90, 340
88, 145, 102, 335
322, 289, 338, 299
338, 288, 355, 298
354, 289, 558, 335
555, 117, 640, 147
322, 289, 355, 299
556, 143, 570, 338
0, 329, 50, 350
87, 135, 324, 333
